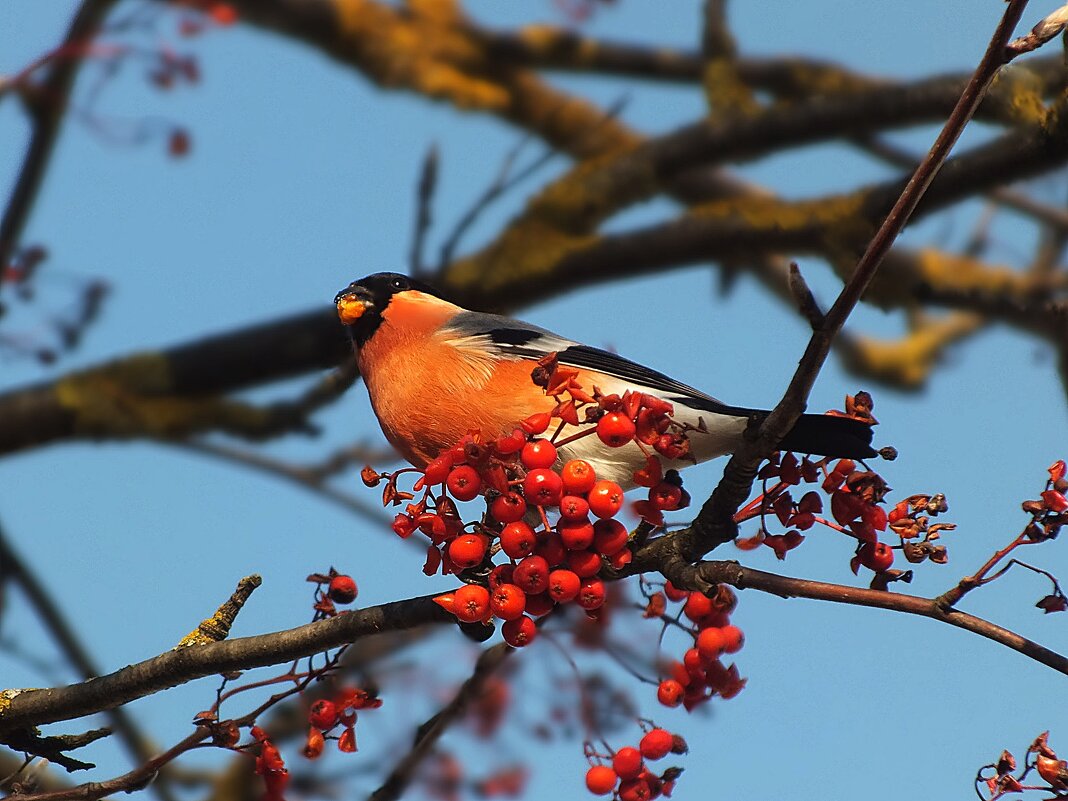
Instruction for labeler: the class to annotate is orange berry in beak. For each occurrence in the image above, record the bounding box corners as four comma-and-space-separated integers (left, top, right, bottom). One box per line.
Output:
336, 294, 367, 324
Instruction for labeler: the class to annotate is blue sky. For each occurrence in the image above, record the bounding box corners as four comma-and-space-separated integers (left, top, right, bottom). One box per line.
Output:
2, 2, 1066, 800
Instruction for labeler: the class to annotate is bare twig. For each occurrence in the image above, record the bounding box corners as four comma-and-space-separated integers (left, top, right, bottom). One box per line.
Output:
369, 642, 514, 801
172, 439, 394, 529
437, 138, 552, 271
0, 0, 120, 281
659, 561, 1068, 676
0, 526, 177, 798
787, 262, 824, 329
409, 144, 439, 278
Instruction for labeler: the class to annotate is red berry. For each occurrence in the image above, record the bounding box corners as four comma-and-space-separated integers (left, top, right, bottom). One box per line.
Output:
696, 627, 726, 660
597, 412, 636, 448
593, 518, 629, 555
453, 584, 490, 623
433, 592, 457, 614
423, 455, 454, 486
639, 728, 674, 761
577, 578, 606, 610
521, 411, 552, 435
521, 439, 557, 469
857, 541, 894, 572
585, 765, 618, 795
327, 574, 358, 604
523, 468, 563, 507
617, 779, 651, 801
682, 647, 704, 678
513, 555, 550, 594
567, 548, 603, 577
587, 480, 625, 519
607, 547, 632, 570
495, 430, 525, 456
490, 583, 526, 620
447, 465, 482, 501
657, 679, 684, 707
487, 563, 515, 589
524, 591, 556, 617
558, 518, 595, 550
547, 569, 581, 603
167, 128, 191, 158
534, 530, 567, 566
559, 495, 591, 522
648, 482, 682, 511
307, 699, 338, 730
448, 534, 488, 569
612, 746, 644, 780
720, 624, 744, 654
208, 3, 238, 25
663, 581, 688, 602
683, 591, 714, 621
561, 459, 597, 495
502, 614, 537, 646
490, 491, 527, 524
500, 521, 536, 559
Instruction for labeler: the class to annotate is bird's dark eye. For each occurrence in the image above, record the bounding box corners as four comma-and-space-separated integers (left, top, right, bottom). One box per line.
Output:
390, 277, 407, 291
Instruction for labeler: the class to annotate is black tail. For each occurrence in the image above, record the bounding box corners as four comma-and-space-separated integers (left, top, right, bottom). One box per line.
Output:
778, 413, 876, 460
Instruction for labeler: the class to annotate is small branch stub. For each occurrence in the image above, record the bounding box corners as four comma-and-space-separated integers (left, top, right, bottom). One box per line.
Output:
174, 575, 263, 649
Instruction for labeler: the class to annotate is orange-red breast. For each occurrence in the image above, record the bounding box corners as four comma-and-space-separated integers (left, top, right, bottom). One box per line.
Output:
335, 273, 875, 487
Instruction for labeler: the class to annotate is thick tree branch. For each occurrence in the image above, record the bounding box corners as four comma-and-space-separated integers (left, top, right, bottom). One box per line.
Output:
0, 594, 451, 736
189, 0, 638, 159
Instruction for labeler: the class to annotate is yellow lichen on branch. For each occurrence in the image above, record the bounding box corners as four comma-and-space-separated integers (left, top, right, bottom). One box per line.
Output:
840, 311, 985, 389
54, 362, 281, 441
174, 575, 263, 649
325, 0, 636, 157
870, 247, 1056, 308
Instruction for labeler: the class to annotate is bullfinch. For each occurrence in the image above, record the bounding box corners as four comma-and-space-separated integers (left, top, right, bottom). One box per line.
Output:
335, 272, 875, 487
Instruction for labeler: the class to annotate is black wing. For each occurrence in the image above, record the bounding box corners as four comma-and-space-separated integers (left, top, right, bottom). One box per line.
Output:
556, 344, 739, 413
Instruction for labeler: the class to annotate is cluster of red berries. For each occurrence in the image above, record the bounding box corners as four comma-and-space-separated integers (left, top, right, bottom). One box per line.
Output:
426, 430, 632, 647
363, 360, 699, 648
306, 568, 359, 618
301, 687, 382, 760
584, 727, 686, 800
649, 582, 746, 710
734, 446, 955, 586
980, 732, 1068, 798
1027, 460, 1068, 536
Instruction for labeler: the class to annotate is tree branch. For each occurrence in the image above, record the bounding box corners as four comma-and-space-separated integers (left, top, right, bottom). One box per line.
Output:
687, 561, 1068, 677
0, 526, 176, 798
369, 642, 513, 801
0, 594, 451, 736
0, 0, 120, 280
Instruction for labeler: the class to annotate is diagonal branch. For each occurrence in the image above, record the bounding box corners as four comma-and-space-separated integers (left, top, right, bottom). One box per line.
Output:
0, 0, 120, 281
0, 525, 176, 799
369, 642, 514, 801
628, 0, 1034, 561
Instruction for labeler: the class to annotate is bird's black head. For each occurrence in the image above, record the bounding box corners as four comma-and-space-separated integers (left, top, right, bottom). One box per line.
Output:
334, 272, 440, 346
